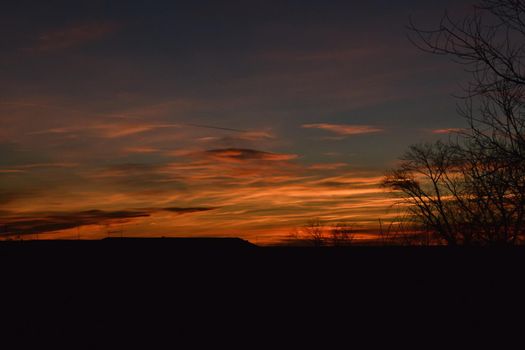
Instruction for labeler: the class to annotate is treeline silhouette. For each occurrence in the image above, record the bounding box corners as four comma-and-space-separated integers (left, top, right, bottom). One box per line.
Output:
291, 1, 525, 247
290, 218, 438, 246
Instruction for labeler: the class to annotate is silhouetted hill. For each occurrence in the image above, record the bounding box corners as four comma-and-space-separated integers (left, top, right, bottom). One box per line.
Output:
1, 238, 524, 347
102, 236, 257, 247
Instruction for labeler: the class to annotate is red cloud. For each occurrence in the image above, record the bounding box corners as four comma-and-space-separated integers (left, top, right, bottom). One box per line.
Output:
432, 128, 464, 134
302, 123, 383, 136
31, 123, 180, 138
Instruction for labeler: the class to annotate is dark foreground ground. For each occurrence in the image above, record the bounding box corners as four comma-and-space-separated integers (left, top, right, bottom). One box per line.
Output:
1, 237, 524, 347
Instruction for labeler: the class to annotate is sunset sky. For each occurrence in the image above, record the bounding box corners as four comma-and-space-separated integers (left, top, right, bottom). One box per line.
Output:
1, 0, 475, 243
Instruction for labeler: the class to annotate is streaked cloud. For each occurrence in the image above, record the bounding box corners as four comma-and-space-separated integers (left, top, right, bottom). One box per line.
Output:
236, 131, 275, 141
308, 163, 348, 170
0, 207, 216, 237
19, 163, 78, 169
30, 123, 181, 139
302, 123, 384, 136
123, 147, 162, 154
0, 163, 78, 174
0, 169, 26, 174
1, 209, 149, 237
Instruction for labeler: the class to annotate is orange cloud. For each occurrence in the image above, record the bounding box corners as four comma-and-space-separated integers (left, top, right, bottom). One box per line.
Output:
123, 147, 162, 154
302, 123, 383, 136
308, 163, 348, 170
0, 160, 395, 244
1, 96, 396, 244
96, 124, 179, 138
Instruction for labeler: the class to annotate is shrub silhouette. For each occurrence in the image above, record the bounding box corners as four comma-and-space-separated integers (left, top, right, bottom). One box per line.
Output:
291, 219, 355, 247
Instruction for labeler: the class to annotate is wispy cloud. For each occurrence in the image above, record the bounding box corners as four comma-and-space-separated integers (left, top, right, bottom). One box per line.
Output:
19, 162, 78, 169
302, 123, 384, 136
236, 131, 275, 141
30, 123, 181, 138
308, 163, 348, 170
0, 169, 26, 174
0, 163, 78, 174
432, 128, 464, 134
123, 147, 162, 154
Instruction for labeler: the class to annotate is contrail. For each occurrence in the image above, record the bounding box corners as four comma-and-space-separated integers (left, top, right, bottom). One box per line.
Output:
0, 101, 249, 134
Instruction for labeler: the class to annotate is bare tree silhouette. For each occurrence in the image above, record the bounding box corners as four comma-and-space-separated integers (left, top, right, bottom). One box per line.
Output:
330, 222, 355, 246
376, 216, 436, 246
330, 222, 355, 247
290, 220, 356, 247
385, 0, 525, 245
300, 219, 326, 247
